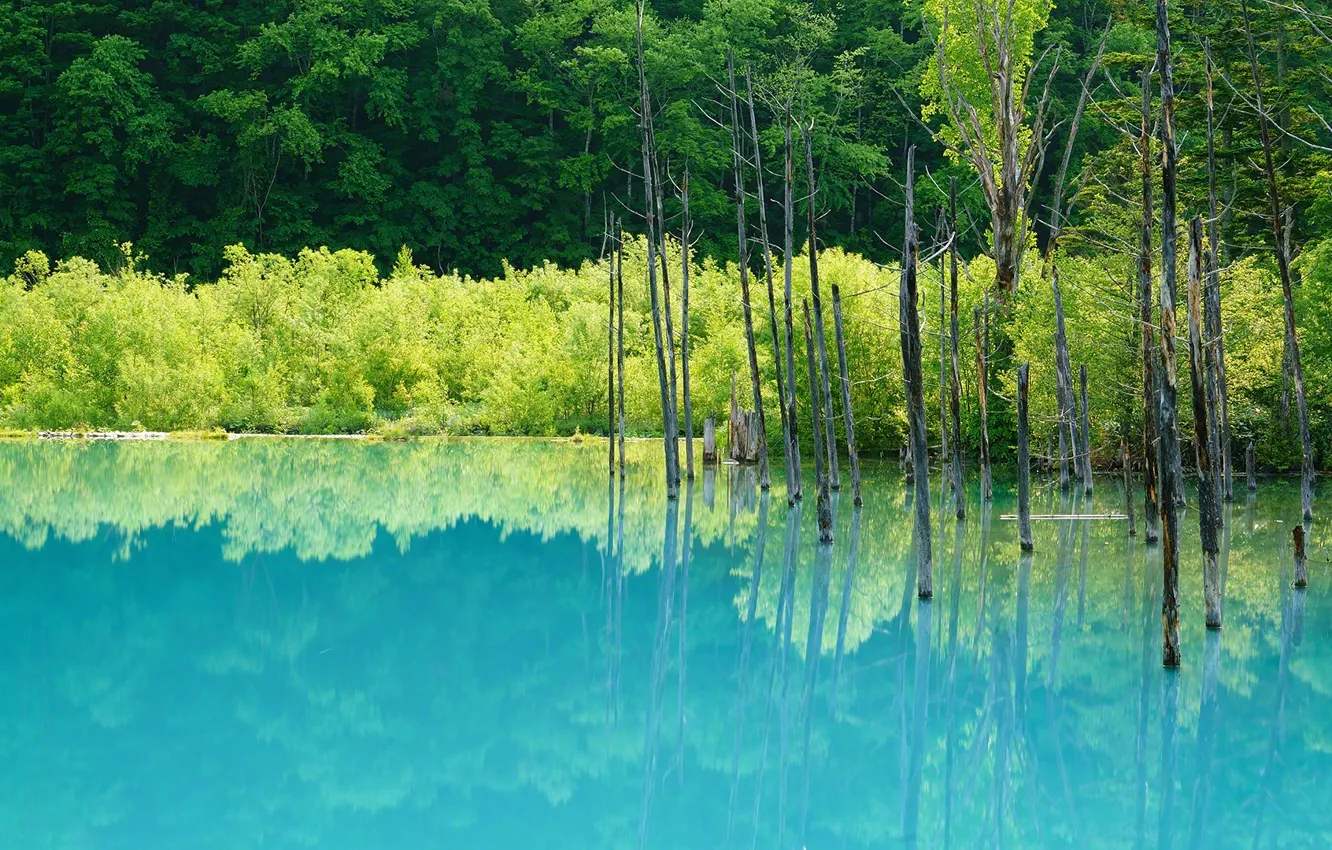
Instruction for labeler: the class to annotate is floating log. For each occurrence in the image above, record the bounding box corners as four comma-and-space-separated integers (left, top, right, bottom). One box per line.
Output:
1002, 513, 1129, 521
1188, 216, 1223, 629
1293, 524, 1308, 588
1139, 63, 1161, 544
1017, 363, 1034, 551
900, 147, 933, 597
1157, 0, 1182, 667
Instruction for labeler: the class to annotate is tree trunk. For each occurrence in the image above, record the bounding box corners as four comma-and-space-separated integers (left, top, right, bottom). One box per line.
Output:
1053, 269, 1077, 492
1138, 63, 1160, 543
1017, 363, 1034, 551
782, 112, 802, 503
635, 1, 677, 499
1242, 0, 1314, 522
804, 300, 834, 542
832, 284, 862, 506
650, 138, 680, 487
1188, 217, 1223, 629
949, 179, 965, 516
1080, 363, 1093, 493
681, 172, 695, 480
727, 51, 768, 490
1247, 441, 1256, 490
608, 214, 617, 475
746, 68, 792, 499
1293, 524, 1308, 588
1124, 438, 1136, 537
900, 147, 934, 597
1157, 0, 1182, 666
805, 127, 839, 491
617, 221, 627, 479
703, 415, 717, 464
940, 209, 951, 497
974, 300, 993, 501
1205, 50, 1232, 503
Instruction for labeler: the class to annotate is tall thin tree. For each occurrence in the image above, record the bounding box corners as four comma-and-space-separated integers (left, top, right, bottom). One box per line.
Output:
681, 170, 695, 480
805, 124, 839, 490
900, 147, 934, 598
1138, 63, 1160, 544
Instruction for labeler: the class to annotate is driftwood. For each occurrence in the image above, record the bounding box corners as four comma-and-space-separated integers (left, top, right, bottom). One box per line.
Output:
975, 297, 993, 501
728, 373, 762, 464
1157, 0, 1182, 667
806, 127, 839, 491
703, 415, 718, 464
1017, 363, 1034, 551
727, 51, 768, 490
1138, 63, 1160, 543
832, 283, 863, 506
635, 1, 677, 499
1242, 0, 1314, 521
900, 147, 933, 596
1293, 524, 1308, 588
804, 300, 834, 542
1188, 217, 1223, 629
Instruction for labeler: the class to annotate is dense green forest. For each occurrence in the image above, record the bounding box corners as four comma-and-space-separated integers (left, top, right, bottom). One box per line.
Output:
2, 0, 1331, 467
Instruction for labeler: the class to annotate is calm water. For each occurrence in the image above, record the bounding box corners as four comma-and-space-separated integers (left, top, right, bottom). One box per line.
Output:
1, 439, 1329, 848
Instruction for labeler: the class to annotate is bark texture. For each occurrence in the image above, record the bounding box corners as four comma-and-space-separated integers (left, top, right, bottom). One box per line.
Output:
1188, 217, 1223, 629
1017, 363, 1034, 551
900, 148, 933, 597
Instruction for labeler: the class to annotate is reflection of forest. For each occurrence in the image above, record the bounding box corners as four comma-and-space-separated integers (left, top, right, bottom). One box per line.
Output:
0, 440, 1330, 847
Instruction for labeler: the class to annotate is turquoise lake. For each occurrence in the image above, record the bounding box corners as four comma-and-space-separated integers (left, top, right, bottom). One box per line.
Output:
1, 439, 1329, 848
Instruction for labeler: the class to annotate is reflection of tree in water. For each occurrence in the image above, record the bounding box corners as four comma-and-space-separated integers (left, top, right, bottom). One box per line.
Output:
1, 445, 1331, 847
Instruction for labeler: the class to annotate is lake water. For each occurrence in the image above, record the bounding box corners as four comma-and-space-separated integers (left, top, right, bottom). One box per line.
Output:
1, 439, 1329, 848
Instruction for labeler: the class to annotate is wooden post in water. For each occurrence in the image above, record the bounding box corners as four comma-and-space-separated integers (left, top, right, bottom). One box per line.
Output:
1139, 63, 1160, 544
900, 147, 933, 597
804, 300, 834, 543
832, 284, 863, 506
1293, 525, 1308, 588
680, 172, 695, 481
806, 126, 839, 492
703, 415, 718, 464
975, 299, 993, 501
1243, 0, 1313, 522
727, 51, 768, 491
1080, 363, 1093, 494
949, 178, 964, 517
1188, 217, 1223, 629
1124, 438, 1136, 537
1157, 0, 1182, 667
1247, 441, 1256, 490
1017, 363, 1034, 551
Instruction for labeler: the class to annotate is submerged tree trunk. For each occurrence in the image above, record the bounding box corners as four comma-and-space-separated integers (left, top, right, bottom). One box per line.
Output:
900, 147, 933, 597
832, 284, 862, 506
636, 0, 676, 499
728, 51, 768, 491
1053, 270, 1077, 492
804, 300, 834, 542
617, 221, 627, 479
1018, 363, 1034, 551
703, 415, 718, 464
608, 214, 617, 475
1293, 524, 1308, 588
805, 127, 839, 491
1204, 52, 1232, 503
681, 172, 695, 480
939, 209, 951, 498
650, 136, 679, 486
975, 298, 993, 501
1242, 0, 1314, 522
1124, 438, 1136, 536
746, 69, 791, 499
1080, 363, 1093, 494
1188, 217, 1223, 629
1247, 441, 1256, 490
782, 113, 802, 503
949, 179, 964, 516
1157, 0, 1182, 666
1138, 63, 1160, 544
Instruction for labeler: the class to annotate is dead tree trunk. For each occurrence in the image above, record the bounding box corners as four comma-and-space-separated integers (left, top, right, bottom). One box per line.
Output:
1053, 269, 1077, 491
782, 111, 802, 503
939, 209, 951, 496
1242, 0, 1314, 522
1188, 217, 1223, 629
974, 300, 993, 501
1080, 363, 1093, 493
728, 373, 761, 464
746, 68, 792, 499
608, 214, 617, 475
1247, 441, 1256, 490
1138, 63, 1160, 543
636, 0, 677, 499
649, 137, 679, 486
900, 147, 934, 597
1205, 51, 1232, 503
1293, 524, 1308, 588
805, 126, 839, 491
832, 284, 863, 506
949, 178, 965, 516
804, 300, 834, 542
1018, 363, 1034, 551
1157, 0, 1182, 667
1124, 438, 1136, 536
681, 171, 695, 480
703, 415, 718, 463
617, 222, 627, 479
728, 51, 769, 491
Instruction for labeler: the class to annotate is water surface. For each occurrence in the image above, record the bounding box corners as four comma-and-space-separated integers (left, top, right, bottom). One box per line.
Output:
1, 439, 1329, 848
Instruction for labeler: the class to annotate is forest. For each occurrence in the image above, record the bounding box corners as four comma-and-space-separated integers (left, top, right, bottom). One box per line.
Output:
2, 0, 1331, 475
